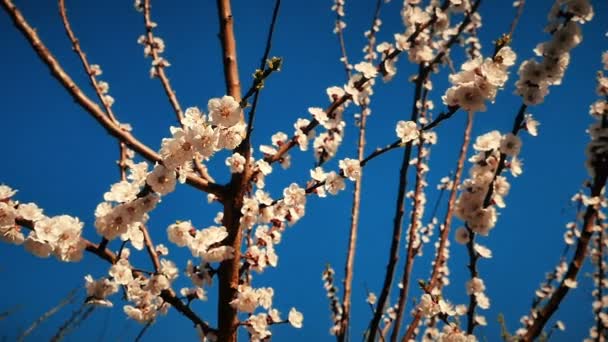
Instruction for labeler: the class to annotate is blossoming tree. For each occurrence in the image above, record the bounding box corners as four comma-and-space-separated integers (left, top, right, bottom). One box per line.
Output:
1, 0, 607, 341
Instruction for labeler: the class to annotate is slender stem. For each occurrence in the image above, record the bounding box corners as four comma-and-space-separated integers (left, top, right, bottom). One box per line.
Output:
142, 0, 183, 122
367, 64, 425, 342
465, 228, 479, 334
245, 0, 281, 142
391, 136, 426, 342
135, 321, 153, 342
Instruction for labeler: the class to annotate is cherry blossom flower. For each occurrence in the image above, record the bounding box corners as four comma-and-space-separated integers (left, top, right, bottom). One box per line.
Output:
208, 95, 241, 128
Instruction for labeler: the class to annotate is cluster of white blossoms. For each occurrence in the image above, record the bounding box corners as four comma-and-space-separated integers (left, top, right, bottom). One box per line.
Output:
136, 14, 172, 79
94, 157, 160, 243
322, 265, 343, 335
583, 52, 608, 341
161, 103, 245, 172
167, 221, 234, 263
443, 46, 517, 113
415, 294, 478, 341
515, 0, 593, 105
229, 284, 303, 340
331, 0, 346, 35
585, 59, 608, 179
398, 1, 478, 65
88, 64, 115, 108
515, 260, 569, 338
0, 185, 86, 262
454, 123, 537, 237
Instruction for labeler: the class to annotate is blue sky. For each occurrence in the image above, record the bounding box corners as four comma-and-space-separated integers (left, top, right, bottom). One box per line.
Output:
1, 0, 607, 340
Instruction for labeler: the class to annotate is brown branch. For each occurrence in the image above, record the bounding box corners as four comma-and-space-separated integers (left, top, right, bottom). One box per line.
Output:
15, 218, 216, 335
1, 0, 224, 197
402, 111, 474, 341
140, 224, 161, 272
216, 0, 242, 101
215, 0, 247, 340
391, 135, 426, 342
524, 170, 608, 340
58, 0, 130, 184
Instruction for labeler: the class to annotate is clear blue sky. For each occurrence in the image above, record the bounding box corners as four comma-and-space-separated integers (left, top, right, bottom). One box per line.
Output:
1, 0, 607, 340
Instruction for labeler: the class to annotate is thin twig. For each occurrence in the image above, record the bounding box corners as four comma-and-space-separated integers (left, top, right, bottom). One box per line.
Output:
135, 320, 153, 342
18, 288, 79, 341
142, 0, 183, 122
245, 0, 281, 142
50, 304, 95, 342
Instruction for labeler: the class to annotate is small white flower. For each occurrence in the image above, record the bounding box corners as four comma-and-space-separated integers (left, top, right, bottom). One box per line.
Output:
226, 153, 246, 173
288, 308, 303, 328
396, 120, 419, 144
339, 158, 361, 181
146, 164, 176, 195
354, 62, 378, 79
208, 95, 241, 127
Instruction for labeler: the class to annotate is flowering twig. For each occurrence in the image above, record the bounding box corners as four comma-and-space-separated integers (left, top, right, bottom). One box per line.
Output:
142, 0, 183, 122
367, 62, 425, 342
244, 0, 281, 142
1, 0, 223, 196
333, 0, 351, 78
338, 0, 383, 339
524, 160, 608, 340
391, 134, 427, 342
402, 111, 475, 341
263, 0, 464, 168
141, 0, 215, 183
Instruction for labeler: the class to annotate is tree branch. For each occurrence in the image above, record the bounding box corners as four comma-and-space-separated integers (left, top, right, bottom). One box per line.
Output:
1, 0, 224, 197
